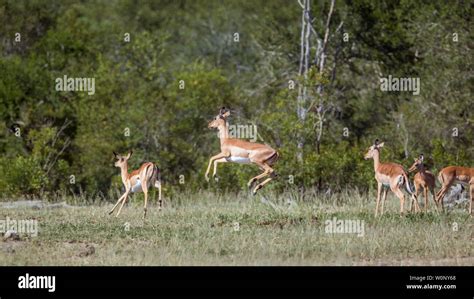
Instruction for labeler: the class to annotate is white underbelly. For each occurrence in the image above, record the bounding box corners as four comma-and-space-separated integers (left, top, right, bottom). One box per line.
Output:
131, 179, 142, 193
453, 180, 468, 186
226, 156, 251, 164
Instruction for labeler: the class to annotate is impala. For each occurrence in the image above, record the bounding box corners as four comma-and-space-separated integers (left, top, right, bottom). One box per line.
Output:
109, 151, 162, 219
408, 154, 438, 212
364, 139, 419, 216
205, 107, 279, 195
436, 165, 473, 214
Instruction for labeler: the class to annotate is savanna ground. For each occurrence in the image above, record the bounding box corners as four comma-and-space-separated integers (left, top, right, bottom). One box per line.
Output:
0, 190, 472, 266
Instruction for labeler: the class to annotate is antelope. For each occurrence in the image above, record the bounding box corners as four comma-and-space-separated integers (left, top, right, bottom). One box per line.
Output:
205, 107, 279, 195
109, 151, 162, 219
408, 154, 438, 212
436, 166, 473, 214
364, 139, 419, 216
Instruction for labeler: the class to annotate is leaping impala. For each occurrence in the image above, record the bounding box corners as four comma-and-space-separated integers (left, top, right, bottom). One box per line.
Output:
408, 154, 438, 212
364, 139, 419, 216
436, 165, 473, 214
205, 107, 279, 195
109, 151, 162, 219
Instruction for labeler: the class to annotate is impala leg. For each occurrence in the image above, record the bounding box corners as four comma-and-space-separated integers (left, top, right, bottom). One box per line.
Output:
248, 162, 272, 188
469, 183, 473, 215
412, 193, 421, 213
247, 170, 269, 189
431, 188, 438, 212
436, 180, 452, 204
212, 158, 227, 180
380, 187, 388, 216
439, 188, 447, 211
393, 188, 405, 215
436, 184, 452, 211
205, 153, 228, 182
116, 191, 130, 217
375, 183, 382, 217
109, 192, 127, 215
410, 184, 420, 213
253, 177, 273, 195
252, 171, 276, 194
155, 180, 162, 211
411, 184, 421, 213
142, 187, 149, 220
423, 187, 429, 212
435, 186, 444, 198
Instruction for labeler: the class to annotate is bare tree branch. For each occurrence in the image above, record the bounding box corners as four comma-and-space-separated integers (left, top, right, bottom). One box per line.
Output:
319, 0, 335, 75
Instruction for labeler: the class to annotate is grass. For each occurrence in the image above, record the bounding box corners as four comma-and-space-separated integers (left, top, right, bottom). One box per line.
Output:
0, 189, 472, 265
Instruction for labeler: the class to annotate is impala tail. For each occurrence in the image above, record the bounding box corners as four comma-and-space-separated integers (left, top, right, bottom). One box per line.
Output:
403, 173, 415, 195
266, 151, 280, 166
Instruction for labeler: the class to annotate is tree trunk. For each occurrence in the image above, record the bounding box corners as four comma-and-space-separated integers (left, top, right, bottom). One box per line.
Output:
296, 0, 311, 162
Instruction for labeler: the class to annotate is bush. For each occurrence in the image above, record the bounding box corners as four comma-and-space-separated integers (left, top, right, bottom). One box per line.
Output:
0, 156, 48, 197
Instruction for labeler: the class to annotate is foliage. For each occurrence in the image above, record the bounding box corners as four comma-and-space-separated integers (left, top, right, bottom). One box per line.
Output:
0, 0, 471, 199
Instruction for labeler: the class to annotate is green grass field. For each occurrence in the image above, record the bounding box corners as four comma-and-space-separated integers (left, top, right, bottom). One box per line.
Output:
1, 190, 472, 266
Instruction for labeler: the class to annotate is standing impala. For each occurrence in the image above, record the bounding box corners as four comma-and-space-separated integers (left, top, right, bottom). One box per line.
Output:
205, 107, 279, 195
364, 139, 419, 216
436, 165, 473, 214
109, 151, 162, 219
408, 154, 437, 212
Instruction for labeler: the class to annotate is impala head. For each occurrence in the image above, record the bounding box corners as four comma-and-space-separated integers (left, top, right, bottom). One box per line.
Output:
408, 154, 424, 173
113, 151, 132, 168
364, 139, 384, 160
208, 106, 230, 129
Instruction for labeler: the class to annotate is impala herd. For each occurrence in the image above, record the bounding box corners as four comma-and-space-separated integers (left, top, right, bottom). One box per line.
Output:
110, 107, 473, 219
364, 139, 473, 216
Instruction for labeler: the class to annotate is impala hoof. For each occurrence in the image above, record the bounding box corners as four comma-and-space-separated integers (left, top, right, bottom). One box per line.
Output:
252, 185, 262, 195
214, 176, 219, 182
248, 180, 256, 190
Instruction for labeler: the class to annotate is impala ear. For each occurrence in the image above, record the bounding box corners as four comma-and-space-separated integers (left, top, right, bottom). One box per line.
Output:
113, 151, 119, 158
219, 107, 230, 118
126, 151, 133, 159
419, 154, 424, 161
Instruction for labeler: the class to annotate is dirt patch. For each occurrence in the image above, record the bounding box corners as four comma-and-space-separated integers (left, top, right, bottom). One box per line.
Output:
62, 241, 98, 258
78, 244, 96, 257
0, 239, 25, 254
